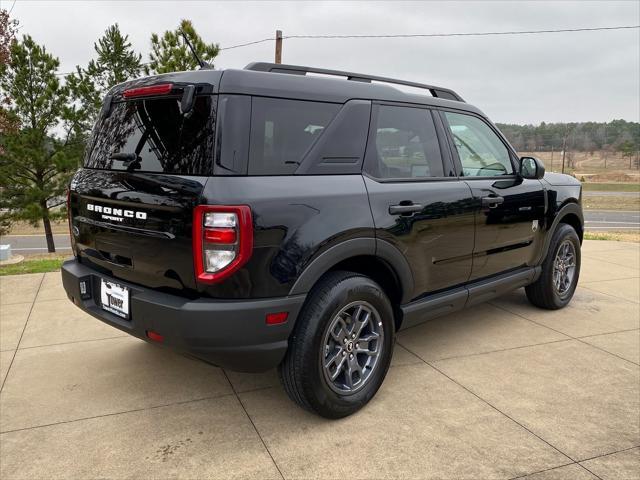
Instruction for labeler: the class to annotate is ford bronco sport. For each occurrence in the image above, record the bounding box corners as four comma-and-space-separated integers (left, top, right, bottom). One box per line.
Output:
62, 62, 583, 418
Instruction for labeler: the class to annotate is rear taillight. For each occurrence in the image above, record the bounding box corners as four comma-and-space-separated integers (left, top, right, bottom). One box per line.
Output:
122, 83, 173, 98
66, 188, 76, 256
193, 205, 253, 284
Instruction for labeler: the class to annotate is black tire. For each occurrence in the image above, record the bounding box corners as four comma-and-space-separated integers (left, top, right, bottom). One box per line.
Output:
526, 223, 581, 310
278, 271, 395, 419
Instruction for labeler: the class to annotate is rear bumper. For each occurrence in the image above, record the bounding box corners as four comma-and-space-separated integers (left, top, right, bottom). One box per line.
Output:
61, 259, 306, 372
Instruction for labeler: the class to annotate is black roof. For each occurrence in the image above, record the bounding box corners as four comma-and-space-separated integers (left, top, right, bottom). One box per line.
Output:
110, 62, 484, 117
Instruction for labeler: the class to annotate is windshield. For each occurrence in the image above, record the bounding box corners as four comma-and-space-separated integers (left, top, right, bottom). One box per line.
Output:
85, 95, 216, 175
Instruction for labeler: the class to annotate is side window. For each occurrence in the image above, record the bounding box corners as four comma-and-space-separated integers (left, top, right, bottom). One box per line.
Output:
249, 97, 340, 175
371, 105, 444, 179
444, 112, 513, 177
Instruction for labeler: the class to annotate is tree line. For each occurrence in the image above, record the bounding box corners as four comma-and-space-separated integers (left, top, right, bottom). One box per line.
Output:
496, 120, 639, 158
0, 13, 220, 250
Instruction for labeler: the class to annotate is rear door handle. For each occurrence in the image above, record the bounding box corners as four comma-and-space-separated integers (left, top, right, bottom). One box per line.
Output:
481, 196, 504, 208
389, 203, 424, 215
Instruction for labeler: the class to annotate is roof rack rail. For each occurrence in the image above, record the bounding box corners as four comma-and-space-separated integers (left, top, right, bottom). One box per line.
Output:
244, 62, 464, 102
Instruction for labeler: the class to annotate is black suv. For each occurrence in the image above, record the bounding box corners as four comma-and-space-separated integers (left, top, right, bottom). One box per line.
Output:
62, 62, 583, 418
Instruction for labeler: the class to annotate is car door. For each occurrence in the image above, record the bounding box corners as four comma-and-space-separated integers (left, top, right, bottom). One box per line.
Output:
439, 110, 546, 281
363, 103, 476, 301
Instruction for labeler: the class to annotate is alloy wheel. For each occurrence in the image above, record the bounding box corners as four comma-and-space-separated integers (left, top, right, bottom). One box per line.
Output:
553, 239, 577, 296
321, 301, 384, 395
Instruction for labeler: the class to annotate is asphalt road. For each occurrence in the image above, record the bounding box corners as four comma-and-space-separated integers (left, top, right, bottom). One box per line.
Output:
0, 234, 72, 254
583, 209, 640, 230
2, 209, 638, 255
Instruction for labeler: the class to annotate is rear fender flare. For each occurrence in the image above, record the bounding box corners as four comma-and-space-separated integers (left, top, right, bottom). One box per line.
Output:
288, 238, 414, 304
289, 238, 375, 296
376, 239, 414, 304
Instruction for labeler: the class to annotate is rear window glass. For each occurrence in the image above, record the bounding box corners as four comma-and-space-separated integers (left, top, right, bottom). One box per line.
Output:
85, 96, 216, 175
249, 97, 340, 175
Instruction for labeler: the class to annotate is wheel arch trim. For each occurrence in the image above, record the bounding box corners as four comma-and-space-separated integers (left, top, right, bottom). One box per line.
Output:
540, 201, 584, 263
375, 239, 414, 304
288, 238, 414, 304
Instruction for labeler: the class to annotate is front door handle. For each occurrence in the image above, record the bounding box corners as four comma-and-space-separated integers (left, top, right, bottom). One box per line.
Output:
481, 195, 504, 208
389, 203, 424, 215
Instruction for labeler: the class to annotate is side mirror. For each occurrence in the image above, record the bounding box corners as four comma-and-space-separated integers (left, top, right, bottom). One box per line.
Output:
519, 156, 545, 180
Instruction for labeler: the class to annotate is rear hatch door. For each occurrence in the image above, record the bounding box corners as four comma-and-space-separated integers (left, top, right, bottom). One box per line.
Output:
69, 77, 218, 292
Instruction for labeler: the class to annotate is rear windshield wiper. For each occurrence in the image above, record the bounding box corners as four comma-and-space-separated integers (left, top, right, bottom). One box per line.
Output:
109, 152, 142, 171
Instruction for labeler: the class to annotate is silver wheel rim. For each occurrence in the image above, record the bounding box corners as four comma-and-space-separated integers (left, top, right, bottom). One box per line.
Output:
553, 240, 577, 296
321, 301, 384, 395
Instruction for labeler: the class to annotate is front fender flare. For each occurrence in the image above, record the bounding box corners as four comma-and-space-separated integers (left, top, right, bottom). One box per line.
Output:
539, 202, 584, 263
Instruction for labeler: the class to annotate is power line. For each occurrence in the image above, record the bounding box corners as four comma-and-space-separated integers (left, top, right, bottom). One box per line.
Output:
52, 24, 640, 78
219, 37, 274, 51
218, 24, 640, 50
284, 24, 640, 40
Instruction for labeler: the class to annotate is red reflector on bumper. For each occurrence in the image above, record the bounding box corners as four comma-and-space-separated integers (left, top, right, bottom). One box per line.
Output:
266, 312, 288, 325
146, 330, 164, 342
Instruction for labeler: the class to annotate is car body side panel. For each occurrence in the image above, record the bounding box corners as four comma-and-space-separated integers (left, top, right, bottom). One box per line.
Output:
465, 177, 547, 280
198, 175, 375, 299
363, 176, 476, 301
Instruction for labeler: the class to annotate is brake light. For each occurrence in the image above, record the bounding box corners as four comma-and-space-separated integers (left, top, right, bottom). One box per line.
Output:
193, 205, 253, 284
122, 83, 173, 98
204, 228, 237, 244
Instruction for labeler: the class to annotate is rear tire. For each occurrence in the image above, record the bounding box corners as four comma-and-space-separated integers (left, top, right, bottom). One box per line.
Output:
526, 223, 581, 310
278, 271, 394, 419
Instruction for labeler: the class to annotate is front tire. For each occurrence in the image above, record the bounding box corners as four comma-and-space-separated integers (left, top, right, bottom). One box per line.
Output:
278, 271, 394, 419
526, 223, 581, 310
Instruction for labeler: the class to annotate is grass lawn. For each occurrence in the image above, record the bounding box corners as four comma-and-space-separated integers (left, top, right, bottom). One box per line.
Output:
583, 195, 640, 211
582, 183, 640, 192
584, 231, 640, 243
0, 256, 66, 276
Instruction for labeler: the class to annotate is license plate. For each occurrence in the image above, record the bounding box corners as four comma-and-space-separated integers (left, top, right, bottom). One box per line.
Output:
100, 279, 129, 319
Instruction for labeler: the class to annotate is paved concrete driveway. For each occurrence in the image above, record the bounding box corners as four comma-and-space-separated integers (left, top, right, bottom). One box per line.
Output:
0, 240, 638, 479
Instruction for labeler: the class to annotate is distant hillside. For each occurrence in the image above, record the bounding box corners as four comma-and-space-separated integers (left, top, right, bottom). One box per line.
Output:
496, 120, 639, 152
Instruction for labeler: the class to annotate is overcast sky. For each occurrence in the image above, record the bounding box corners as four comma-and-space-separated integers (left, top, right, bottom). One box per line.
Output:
7, 0, 640, 124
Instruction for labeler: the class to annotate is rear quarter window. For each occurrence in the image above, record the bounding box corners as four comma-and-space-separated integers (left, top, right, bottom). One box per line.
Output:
248, 97, 340, 175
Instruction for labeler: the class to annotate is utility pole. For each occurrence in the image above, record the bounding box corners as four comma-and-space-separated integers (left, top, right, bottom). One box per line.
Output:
603, 123, 607, 169
550, 144, 554, 172
561, 125, 573, 174
275, 30, 283, 64
561, 136, 567, 174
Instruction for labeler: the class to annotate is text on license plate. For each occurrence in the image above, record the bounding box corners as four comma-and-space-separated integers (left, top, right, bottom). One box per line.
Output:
100, 279, 129, 319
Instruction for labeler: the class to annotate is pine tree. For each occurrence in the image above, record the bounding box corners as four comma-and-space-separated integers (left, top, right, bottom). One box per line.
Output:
0, 35, 80, 248
146, 19, 219, 75
67, 23, 142, 134
91, 24, 142, 89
